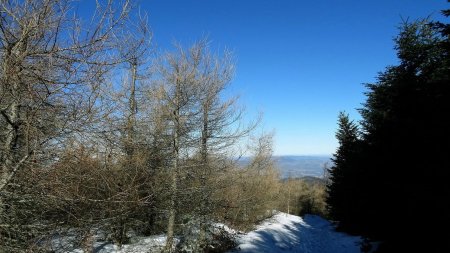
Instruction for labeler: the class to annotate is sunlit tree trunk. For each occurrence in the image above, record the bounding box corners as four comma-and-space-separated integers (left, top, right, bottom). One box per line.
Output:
126, 59, 138, 156
165, 78, 181, 253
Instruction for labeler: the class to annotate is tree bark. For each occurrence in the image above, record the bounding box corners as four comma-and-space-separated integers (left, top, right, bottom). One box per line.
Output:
126, 59, 138, 156
165, 81, 181, 253
198, 103, 210, 248
0, 59, 19, 223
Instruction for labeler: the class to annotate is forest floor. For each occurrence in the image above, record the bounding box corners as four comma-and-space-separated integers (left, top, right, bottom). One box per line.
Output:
60, 212, 371, 252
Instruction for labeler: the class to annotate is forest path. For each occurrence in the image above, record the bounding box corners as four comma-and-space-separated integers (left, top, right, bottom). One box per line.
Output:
229, 212, 364, 253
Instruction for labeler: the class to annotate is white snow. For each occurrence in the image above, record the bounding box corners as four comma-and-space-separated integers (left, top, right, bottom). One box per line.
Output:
54, 212, 369, 253
228, 212, 364, 253
89, 235, 172, 253
57, 234, 177, 253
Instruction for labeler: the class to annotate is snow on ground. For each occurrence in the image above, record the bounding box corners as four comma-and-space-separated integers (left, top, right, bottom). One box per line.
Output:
59, 234, 176, 253
228, 212, 364, 253
88, 235, 169, 253
58, 212, 367, 253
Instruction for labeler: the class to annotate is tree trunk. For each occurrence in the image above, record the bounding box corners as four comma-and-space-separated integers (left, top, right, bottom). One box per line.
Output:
0, 72, 18, 202
165, 84, 181, 252
0, 77, 19, 252
126, 60, 138, 156
165, 162, 178, 253
199, 106, 209, 248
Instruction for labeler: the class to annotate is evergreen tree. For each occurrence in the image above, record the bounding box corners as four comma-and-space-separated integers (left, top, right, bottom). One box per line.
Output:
363, 17, 449, 252
326, 112, 363, 232
328, 12, 450, 252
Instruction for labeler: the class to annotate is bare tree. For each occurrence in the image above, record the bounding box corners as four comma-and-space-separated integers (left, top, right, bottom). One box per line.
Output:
0, 1, 276, 251
115, 13, 152, 157
194, 41, 253, 249
215, 132, 280, 230
149, 40, 260, 251
112, 14, 153, 243
151, 43, 202, 252
0, 0, 138, 250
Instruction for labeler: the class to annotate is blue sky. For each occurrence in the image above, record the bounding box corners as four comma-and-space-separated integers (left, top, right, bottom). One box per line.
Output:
139, 0, 448, 156
79, 0, 447, 156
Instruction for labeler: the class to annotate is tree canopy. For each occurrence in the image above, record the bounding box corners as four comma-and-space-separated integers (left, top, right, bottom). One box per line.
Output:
327, 11, 450, 252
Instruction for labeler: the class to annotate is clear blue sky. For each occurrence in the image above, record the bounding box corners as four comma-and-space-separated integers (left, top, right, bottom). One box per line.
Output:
138, 0, 448, 156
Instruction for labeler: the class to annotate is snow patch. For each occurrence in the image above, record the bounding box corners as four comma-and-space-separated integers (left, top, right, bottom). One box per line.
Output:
229, 212, 365, 253
49, 212, 372, 253
58, 234, 177, 253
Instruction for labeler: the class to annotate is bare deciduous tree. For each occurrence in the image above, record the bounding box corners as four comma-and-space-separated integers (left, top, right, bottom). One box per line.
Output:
150, 40, 256, 252
0, 1, 278, 250
152, 43, 201, 252
214, 132, 280, 231
0, 0, 139, 250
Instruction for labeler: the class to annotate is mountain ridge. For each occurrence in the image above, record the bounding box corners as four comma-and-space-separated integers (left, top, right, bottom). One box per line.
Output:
239, 155, 332, 179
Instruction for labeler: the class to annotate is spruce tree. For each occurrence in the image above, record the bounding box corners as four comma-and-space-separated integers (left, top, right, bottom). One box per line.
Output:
361, 17, 450, 251
326, 112, 362, 231
328, 12, 449, 252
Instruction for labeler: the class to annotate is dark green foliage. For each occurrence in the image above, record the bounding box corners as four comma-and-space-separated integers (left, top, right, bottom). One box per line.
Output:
327, 12, 450, 252
326, 113, 365, 232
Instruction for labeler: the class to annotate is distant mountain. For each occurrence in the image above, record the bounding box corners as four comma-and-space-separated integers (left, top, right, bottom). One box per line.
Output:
238, 155, 333, 179
275, 155, 332, 179
297, 176, 326, 185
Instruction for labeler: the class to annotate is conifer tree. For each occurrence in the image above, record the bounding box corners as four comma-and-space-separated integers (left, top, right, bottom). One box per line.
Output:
328, 11, 450, 252
360, 16, 450, 251
326, 112, 361, 230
